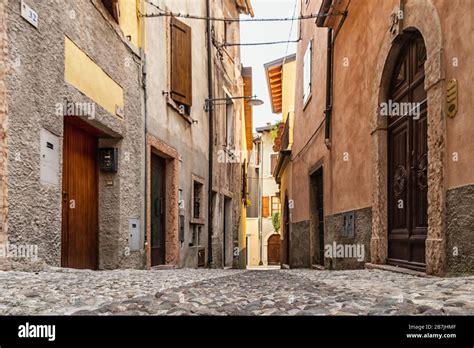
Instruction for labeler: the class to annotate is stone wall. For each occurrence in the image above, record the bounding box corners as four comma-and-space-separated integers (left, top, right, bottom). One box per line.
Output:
446, 184, 474, 274
0, 0, 9, 271
324, 207, 372, 270
290, 220, 310, 268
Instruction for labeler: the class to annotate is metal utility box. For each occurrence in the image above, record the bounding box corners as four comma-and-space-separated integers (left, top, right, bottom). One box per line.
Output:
128, 218, 140, 252
99, 147, 118, 173
40, 128, 59, 186
342, 211, 355, 238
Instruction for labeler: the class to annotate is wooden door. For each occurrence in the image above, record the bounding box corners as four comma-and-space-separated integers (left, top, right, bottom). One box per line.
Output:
387, 32, 428, 271
267, 234, 281, 265
283, 195, 290, 265
62, 120, 98, 269
151, 153, 166, 266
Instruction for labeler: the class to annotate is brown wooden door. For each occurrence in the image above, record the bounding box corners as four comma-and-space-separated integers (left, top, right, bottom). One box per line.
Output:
267, 234, 281, 265
62, 120, 99, 269
151, 153, 166, 266
387, 32, 428, 271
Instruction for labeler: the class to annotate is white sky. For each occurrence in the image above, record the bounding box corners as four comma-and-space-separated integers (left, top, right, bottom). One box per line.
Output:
240, 0, 298, 131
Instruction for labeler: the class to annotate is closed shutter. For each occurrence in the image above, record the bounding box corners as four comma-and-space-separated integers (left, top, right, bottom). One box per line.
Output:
270, 153, 278, 176
262, 196, 270, 218
303, 40, 312, 103
171, 17, 192, 106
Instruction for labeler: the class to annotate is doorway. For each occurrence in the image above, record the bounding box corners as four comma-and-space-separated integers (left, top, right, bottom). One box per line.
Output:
151, 153, 166, 266
282, 195, 290, 266
223, 196, 232, 267
387, 31, 428, 271
61, 119, 99, 269
267, 234, 281, 265
310, 167, 324, 266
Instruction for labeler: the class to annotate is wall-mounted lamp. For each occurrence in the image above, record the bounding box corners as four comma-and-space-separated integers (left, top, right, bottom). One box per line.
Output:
204, 95, 264, 111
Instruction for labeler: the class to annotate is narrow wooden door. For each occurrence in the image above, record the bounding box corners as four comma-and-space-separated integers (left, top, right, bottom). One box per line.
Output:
151, 153, 166, 266
62, 120, 99, 269
387, 32, 428, 271
267, 234, 281, 265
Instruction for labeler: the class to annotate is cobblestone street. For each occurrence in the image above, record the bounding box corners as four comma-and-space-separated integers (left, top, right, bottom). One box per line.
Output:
0, 268, 473, 316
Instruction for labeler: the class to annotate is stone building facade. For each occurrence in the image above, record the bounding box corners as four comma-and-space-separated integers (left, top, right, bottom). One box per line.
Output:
289, 0, 473, 275
0, 0, 145, 270
143, 0, 253, 269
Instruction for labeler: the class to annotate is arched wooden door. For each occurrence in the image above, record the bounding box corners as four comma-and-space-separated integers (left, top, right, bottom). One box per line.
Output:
387, 31, 428, 271
267, 234, 281, 265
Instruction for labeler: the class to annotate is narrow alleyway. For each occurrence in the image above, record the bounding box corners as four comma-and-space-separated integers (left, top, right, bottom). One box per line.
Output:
0, 269, 472, 316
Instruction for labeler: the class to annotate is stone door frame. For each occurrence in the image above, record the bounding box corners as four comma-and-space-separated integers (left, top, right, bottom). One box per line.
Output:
370, 0, 446, 275
146, 134, 179, 268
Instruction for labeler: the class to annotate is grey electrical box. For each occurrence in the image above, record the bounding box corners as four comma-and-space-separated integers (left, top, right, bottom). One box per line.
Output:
128, 218, 140, 252
342, 212, 355, 238
40, 128, 59, 186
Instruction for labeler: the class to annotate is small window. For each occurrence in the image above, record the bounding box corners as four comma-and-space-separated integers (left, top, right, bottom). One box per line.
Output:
303, 40, 312, 105
271, 196, 281, 216
101, 0, 120, 23
191, 175, 205, 224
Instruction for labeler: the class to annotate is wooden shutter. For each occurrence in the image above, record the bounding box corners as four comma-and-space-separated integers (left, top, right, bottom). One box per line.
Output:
270, 153, 278, 176
262, 196, 270, 218
171, 17, 192, 107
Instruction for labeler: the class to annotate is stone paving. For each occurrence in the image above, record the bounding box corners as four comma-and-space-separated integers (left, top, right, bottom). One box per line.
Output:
0, 268, 472, 315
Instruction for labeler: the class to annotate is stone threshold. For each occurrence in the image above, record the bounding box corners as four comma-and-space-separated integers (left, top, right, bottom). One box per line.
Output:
311, 264, 325, 270
365, 263, 433, 277
246, 265, 281, 270
151, 265, 176, 270
281, 264, 290, 269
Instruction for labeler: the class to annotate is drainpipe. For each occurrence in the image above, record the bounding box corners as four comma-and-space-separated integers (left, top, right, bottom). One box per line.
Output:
206, 0, 214, 267
324, 28, 333, 149
141, 0, 148, 268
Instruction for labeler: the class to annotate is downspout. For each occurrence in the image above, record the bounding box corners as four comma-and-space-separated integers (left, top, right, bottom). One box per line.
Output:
206, 0, 214, 267
141, 0, 149, 268
324, 28, 333, 149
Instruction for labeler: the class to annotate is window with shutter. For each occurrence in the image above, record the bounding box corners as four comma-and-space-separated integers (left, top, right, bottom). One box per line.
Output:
262, 196, 270, 218
303, 40, 312, 105
270, 153, 278, 176
171, 18, 192, 107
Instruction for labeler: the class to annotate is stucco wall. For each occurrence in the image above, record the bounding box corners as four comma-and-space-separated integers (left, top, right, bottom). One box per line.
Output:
5, 0, 144, 270
144, 0, 210, 268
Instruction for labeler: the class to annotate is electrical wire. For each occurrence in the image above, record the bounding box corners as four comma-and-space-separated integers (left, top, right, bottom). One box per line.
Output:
143, 0, 344, 22
282, 0, 299, 63
220, 39, 301, 47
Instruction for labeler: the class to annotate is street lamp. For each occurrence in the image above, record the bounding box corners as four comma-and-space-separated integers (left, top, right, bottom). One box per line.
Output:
204, 95, 264, 111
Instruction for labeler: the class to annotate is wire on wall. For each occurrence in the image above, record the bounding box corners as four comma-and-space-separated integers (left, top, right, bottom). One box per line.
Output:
143, 0, 344, 23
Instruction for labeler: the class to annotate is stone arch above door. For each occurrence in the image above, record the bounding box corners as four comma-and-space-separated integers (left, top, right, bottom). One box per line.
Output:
369, 0, 446, 275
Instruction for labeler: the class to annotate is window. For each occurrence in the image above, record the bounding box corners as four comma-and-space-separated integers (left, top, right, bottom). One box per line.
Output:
225, 101, 234, 146
170, 18, 192, 108
303, 40, 312, 105
270, 153, 278, 176
262, 196, 270, 218
271, 196, 281, 216
101, 0, 120, 23
191, 175, 205, 224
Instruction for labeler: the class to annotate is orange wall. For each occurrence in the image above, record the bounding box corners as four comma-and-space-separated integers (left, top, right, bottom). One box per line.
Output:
291, 0, 473, 222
